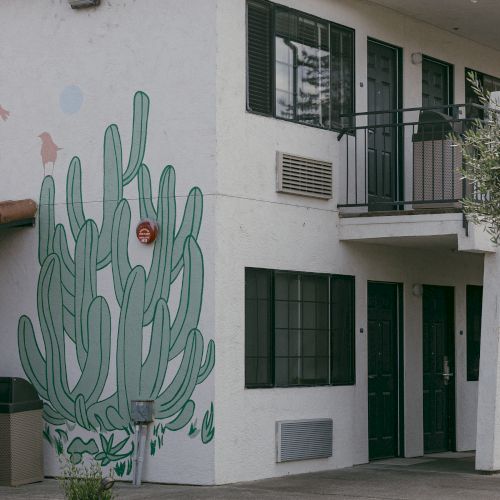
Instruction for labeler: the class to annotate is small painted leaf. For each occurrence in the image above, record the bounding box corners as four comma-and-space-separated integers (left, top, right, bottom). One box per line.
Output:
114, 461, 126, 478
55, 428, 69, 443
110, 435, 130, 454
150, 440, 156, 456
201, 402, 215, 444
42, 425, 52, 445
55, 438, 64, 455
99, 433, 110, 452
126, 458, 133, 475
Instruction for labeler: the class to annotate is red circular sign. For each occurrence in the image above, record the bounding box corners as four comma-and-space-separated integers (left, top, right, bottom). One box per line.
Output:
136, 219, 158, 244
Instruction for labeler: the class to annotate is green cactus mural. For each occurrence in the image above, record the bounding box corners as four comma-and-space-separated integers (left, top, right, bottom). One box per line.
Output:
17, 91, 215, 472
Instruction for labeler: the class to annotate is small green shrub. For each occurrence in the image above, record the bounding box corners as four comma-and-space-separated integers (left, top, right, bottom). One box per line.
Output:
58, 458, 114, 500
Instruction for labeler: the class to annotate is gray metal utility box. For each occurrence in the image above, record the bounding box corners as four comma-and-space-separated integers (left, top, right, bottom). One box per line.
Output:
0, 377, 44, 486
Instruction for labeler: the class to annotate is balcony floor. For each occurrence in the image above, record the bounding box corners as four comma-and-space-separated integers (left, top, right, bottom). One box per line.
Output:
338, 209, 494, 253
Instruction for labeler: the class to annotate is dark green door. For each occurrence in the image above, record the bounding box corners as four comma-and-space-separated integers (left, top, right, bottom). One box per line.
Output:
423, 285, 455, 454
422, 57, 452, 113
367, 40, 399, 210
368, 282, 400, 460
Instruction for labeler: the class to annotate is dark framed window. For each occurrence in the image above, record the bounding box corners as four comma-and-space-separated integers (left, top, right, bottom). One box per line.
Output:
247, 0, 355, 130
245, 268, 355, 388
465, 68, 500, 120
466, 285, 483, 381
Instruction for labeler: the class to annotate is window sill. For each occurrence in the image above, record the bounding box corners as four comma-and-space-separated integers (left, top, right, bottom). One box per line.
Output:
245, 383, 355, 389
246, 108, 353, 136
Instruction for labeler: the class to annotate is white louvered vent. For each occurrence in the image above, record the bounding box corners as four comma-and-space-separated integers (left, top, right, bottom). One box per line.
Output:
276, 419, 333, 463
276, 152, 332, 199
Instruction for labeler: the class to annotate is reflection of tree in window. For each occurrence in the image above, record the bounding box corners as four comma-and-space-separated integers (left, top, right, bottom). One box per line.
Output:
275, 12, 330, 128
466, 70, 500, 121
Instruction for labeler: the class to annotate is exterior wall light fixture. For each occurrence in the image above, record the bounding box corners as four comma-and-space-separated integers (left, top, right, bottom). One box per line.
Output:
67, 0, 100, 8
411, 52, 423, 65
412, 284, 423, 297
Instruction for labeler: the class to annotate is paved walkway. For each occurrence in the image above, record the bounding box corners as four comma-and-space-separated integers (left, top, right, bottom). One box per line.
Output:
2, 453, 500, 499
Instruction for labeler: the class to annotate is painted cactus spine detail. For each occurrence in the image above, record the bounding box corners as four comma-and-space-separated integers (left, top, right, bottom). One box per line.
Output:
17, 91, 215, 468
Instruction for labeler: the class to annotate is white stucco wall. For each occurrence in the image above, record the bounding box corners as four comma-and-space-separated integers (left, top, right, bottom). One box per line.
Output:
0, 0, 497, 487
213, 0, 494, 483
0, 0, 217, 485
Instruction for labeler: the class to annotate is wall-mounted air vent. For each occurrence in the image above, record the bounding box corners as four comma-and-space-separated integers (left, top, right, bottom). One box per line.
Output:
276, 152, 332, 199
276, 418, 333, 463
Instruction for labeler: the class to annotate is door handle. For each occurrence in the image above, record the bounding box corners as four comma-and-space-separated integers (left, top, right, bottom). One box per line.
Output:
442, 356, 453, 386
441, 372, 454, 386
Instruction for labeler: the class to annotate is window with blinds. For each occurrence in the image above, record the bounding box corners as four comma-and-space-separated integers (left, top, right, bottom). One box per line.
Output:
247, 0, 355, 130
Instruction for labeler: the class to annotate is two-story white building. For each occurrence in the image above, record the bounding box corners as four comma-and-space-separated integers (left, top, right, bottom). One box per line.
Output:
2, 0, 500, 486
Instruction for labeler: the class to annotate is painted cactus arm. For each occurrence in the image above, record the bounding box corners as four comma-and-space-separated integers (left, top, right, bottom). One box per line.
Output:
197, 339, 215, 385
165, 400, 195, 431
87, 394, 128, 431
155, 329, 203, 420
171, 187, 203, 281
144, 166, 175, 324
72, 296, 111, 410
140, 298, 171, 399
97, 124, 124, 269
43, 403, 66, 426
38, 176, 55, 265
66, 157, 86, 242
111, 199, 132, 305
53, 224, 75, 301
18, 315, 48, 400
169, 236, 203, 359
137, 164, 157, 220
53, 224, 76, 340
74, 220, 99, 369
122, 91, 149, 186
116, 266, 146, 421
37, 255, 74, 421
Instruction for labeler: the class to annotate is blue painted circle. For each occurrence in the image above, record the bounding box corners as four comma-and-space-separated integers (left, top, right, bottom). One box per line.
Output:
60, 85, 84, 114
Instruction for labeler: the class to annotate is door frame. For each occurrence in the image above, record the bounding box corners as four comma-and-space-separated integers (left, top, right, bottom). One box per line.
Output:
367, 38, 404, 210
421, 55, 454, 115
367, 281, 405, 459
422, 284, 456, 453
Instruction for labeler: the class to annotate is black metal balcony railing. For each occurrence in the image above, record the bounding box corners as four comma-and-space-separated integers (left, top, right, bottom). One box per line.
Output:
336, 103, 485, 212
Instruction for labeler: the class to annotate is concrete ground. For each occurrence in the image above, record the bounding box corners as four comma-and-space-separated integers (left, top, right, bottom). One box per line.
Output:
2, 453, 500, 499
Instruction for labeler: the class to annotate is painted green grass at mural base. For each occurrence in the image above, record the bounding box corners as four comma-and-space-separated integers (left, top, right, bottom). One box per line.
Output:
17, 91, 215, 472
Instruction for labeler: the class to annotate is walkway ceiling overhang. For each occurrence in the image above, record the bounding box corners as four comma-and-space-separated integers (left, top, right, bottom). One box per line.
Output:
366, 0, 500, 51
0, 199, 37, 229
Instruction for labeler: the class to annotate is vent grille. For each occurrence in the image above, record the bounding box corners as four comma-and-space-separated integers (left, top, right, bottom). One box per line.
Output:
276, 152, 332, 199
276, 418, 333, 463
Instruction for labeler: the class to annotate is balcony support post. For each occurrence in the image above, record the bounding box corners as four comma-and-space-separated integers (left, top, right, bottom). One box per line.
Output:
476, 250, 500, 471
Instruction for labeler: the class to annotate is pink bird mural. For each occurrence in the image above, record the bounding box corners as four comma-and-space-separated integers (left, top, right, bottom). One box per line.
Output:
38, 132, 62, 176
0, 105, 10, 121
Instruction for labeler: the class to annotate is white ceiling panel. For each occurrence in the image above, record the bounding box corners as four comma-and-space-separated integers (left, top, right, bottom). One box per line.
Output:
367, 0, 500, 51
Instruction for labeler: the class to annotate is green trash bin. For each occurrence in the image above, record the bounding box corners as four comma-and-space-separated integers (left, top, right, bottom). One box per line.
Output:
0, 377, 44, 486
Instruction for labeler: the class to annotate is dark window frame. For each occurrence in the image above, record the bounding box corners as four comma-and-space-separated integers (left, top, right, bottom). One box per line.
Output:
246, 0, 355, 133
245, 267, 356, 389
465, 67, 500, 120
466, 284, 483, 382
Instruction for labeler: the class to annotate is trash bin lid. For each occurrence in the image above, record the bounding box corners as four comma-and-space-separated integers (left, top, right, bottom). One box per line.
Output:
0, 377, 43, 413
